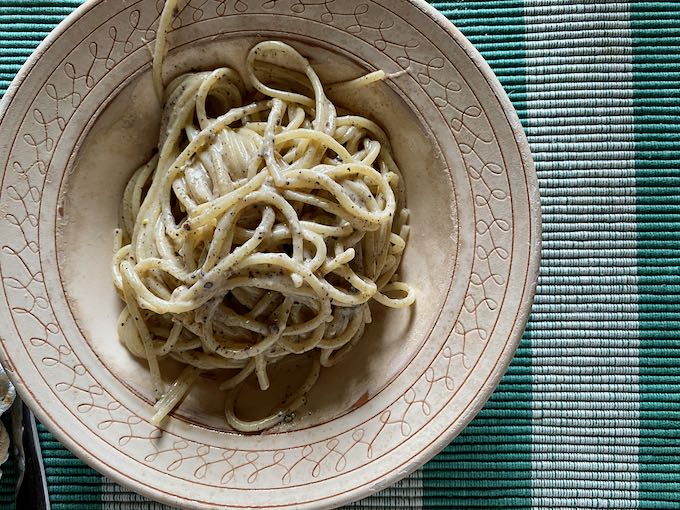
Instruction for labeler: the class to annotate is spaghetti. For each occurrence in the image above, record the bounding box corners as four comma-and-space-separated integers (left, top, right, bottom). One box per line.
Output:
113, 0, 414, 432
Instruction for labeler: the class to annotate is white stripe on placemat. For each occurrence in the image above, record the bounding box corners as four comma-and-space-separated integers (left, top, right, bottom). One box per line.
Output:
524, 0, 639, 508
102, 477, 174, 509
102, 468, 423, 508
346, 469, 424, 509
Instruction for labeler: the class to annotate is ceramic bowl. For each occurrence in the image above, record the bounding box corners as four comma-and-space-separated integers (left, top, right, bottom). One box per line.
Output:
0, 1, 540, 508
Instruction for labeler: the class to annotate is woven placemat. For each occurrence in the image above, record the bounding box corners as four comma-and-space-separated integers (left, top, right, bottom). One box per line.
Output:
1, 0, 679, 508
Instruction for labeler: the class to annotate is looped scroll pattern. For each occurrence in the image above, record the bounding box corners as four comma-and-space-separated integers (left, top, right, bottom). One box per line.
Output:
0, 0, 513, 489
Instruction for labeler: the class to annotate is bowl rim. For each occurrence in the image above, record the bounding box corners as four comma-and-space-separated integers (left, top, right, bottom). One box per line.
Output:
0, 1, 541, 508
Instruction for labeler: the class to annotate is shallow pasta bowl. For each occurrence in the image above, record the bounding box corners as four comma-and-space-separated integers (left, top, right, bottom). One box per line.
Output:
0, 0, 540, 508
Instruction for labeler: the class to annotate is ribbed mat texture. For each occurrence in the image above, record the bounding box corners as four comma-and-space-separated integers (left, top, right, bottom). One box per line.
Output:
1, 1, 679, 509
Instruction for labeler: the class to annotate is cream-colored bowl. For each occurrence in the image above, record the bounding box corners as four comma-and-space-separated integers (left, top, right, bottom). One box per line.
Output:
0, 1, 540, 508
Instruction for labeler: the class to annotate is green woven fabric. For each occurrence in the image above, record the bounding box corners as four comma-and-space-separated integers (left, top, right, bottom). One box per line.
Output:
1, 0, 679, 509
0, 412, 17, 510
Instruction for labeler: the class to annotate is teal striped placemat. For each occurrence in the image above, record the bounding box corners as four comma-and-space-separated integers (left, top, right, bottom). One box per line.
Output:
1, 1, 679, 508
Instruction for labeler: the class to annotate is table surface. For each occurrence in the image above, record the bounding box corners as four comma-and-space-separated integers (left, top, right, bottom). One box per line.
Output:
1, 1, 679, 509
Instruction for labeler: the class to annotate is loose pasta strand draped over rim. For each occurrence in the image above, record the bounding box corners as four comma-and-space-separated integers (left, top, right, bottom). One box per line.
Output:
113, 1, 414, 432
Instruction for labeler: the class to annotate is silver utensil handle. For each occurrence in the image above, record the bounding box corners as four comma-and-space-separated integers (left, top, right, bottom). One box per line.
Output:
16, 404, 50, 510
